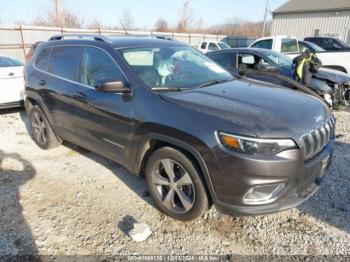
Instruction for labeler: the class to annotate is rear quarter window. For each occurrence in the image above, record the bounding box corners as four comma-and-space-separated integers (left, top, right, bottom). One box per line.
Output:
49, 46, 81, 81
35, 47, 52, 71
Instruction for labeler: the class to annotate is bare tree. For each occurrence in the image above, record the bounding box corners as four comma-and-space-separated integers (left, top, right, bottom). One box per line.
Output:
176, 0, 194, 32
206, 18, 270, 38
119, 9, 134, 31
33, 8, 81, 28
154, 18, 169, 32
88, 19, 104, 29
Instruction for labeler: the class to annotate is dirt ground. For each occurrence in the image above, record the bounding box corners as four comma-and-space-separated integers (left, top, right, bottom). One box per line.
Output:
0, 108, 349, 256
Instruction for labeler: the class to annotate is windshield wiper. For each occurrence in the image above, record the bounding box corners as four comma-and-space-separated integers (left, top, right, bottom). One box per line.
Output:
195, 79, 232, 88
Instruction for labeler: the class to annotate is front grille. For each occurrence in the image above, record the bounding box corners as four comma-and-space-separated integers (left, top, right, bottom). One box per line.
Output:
301, 115, 335, 161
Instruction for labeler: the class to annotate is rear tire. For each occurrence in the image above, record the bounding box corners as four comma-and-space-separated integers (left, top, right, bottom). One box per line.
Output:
28, 105, 60, 150
145, 147, 209, 221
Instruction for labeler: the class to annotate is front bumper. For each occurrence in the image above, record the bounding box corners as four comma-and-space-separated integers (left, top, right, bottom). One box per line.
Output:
210, 139, 334, 217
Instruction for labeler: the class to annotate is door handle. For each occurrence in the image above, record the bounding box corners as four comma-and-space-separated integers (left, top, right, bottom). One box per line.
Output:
8, 72, 14, 76
38, 80, 47, 86
73, 91, 87, 101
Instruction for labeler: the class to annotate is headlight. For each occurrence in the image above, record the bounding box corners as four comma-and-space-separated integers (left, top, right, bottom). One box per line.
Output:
217, 132, 297, 155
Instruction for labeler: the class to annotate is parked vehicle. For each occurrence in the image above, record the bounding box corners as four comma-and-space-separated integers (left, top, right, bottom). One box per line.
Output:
0, 55, 25, 109
207, 48, 350, 107
298, 40, 325, 53
221, 36, 255, 48
304, 37, 350, 51
24, 34, 335, 221
26, 41, 43, 62
250, 35, 350, 73
198, 40, 231, 53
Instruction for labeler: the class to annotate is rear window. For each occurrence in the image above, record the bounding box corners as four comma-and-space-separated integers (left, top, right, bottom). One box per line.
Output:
49, 46, 81, 81
35, 47, 52, 71
200, 42, 207, 49
251, 39, 273, 50
281, 38, 298, 53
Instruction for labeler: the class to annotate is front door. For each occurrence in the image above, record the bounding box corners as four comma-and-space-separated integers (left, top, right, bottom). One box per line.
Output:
71, 46, 135, 164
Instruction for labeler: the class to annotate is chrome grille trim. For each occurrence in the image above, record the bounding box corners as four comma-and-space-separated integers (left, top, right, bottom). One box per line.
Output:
301, 116, 335, 161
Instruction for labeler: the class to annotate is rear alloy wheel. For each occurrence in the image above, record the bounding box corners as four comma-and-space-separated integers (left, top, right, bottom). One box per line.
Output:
146, 147, 209, 221
29, 105, 60, 150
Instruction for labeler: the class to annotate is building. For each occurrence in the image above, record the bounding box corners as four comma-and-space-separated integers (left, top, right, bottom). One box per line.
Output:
272, 0, 350, 43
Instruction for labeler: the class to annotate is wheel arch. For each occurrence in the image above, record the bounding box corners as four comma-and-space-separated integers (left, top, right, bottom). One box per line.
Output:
134, 133, 218, 203
25, 92, 61, 142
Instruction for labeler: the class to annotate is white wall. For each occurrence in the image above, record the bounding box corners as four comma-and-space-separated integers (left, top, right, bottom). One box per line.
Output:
272, 10, 350, 42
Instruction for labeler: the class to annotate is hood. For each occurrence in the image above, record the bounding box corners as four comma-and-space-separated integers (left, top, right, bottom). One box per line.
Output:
314, 68, 350, 83
161, 80, 330, 138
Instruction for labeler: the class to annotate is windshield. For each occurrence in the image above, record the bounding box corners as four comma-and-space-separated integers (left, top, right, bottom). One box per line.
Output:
336, 38, 350, 48
218, 42, 231, 49
122, 46, 233, 90
259, 49, 293, 70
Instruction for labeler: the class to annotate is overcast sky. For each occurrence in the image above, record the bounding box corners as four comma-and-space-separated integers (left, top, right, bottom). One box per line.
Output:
0, 0, 287, 28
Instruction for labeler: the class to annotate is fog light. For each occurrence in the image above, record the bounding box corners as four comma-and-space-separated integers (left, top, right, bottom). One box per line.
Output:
243, 183, 284, 204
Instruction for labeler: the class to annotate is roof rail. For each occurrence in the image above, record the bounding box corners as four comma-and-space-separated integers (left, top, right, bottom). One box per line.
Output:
49, 34, 111, 43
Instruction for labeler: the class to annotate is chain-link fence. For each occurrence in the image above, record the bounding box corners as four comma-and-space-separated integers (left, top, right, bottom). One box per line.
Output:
0, 25, 227, 62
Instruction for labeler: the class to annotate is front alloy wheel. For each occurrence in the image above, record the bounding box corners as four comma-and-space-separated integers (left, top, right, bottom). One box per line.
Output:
145, 147, 209, 221
152, 159, 195, 213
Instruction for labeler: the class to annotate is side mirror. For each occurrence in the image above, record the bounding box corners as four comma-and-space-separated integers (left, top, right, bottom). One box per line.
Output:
95, 81, 131, 94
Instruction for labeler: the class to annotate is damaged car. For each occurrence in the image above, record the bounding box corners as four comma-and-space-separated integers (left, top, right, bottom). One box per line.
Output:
207, 48, 350, 108
25, 35, 335, 221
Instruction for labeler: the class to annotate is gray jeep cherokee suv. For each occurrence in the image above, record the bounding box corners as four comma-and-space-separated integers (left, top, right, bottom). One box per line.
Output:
24, 35, 335, 220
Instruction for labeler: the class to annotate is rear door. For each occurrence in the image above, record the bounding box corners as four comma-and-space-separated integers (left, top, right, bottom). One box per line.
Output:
0, 57, 24, 105
35, 45, 83, 140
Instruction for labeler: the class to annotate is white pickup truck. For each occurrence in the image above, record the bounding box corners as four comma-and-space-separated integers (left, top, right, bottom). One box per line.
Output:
249, 35, 350, 73
198, 40, 231, 53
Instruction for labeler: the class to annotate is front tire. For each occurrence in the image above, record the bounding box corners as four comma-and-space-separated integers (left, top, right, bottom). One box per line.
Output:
28, 105, 60, 150
145, 147, 209, 221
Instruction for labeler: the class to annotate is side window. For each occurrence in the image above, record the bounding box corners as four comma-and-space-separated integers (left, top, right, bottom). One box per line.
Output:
200, 42, 207, 49
210, 53, 234, 70
35, 47, 52, 71
208, 43, 219, 51
79, 47, 125, 88
251, 39, 273, 50
239, 54, 255, 65
50, 46, 81, 81
281, 38, 298, 53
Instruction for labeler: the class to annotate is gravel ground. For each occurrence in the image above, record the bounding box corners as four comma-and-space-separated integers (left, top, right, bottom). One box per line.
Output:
0, 108, 349, 256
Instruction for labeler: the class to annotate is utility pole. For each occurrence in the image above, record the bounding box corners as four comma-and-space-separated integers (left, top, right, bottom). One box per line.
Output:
262, 0, 270, 37
55, 0, 62, 26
